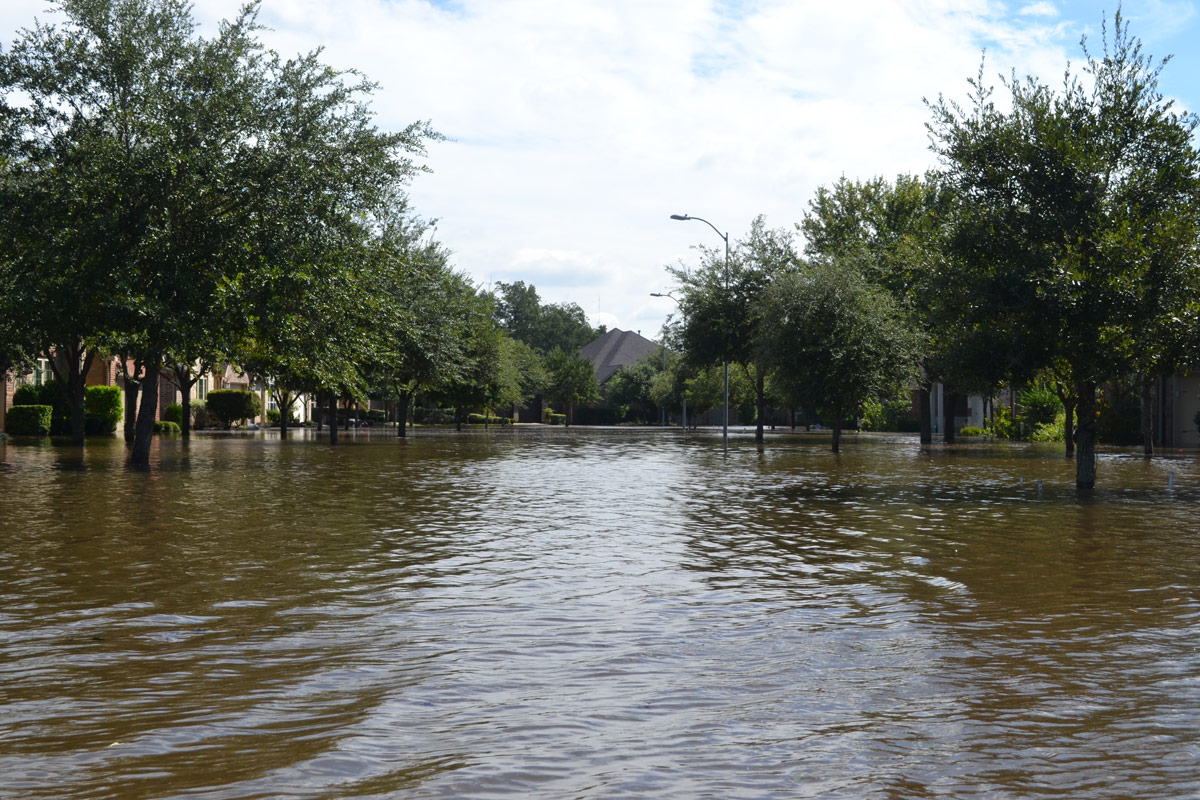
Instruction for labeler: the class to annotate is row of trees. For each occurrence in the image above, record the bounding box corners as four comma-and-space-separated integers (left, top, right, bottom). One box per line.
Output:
0, 0, 607, 461
663, 12, 1200, 488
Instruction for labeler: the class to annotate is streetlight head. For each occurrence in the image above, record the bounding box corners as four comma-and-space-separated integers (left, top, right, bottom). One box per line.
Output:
670, 214, 689, 221
650, 292, 666, 297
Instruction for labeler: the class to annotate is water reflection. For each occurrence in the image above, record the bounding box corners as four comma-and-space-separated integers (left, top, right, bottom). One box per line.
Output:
2, 431, 1199, 798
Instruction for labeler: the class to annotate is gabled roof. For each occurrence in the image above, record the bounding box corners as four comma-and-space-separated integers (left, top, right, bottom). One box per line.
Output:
580, 328, 661, 384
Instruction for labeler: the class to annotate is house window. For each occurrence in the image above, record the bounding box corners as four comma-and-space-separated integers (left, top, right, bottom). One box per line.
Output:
196, 377, 209, 400
34, 358, 50, 387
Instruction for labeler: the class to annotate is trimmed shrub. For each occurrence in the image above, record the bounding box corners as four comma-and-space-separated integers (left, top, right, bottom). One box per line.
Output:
15, 381, 70, 434
163, 403, 184, 425
205, 389, 262, 428
84, 385, 122, 434
191, 400, 210, 430
959, 425, 985, 437
153, 420, 181, 434
6, 405, 52, 436
12, 384, 41, 406
546, 412, 566, 425
266, 408, 280, 426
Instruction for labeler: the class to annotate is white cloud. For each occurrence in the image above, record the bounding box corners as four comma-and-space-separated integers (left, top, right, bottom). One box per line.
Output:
1018, 2, 1059, 17
4, 0, 1192, 338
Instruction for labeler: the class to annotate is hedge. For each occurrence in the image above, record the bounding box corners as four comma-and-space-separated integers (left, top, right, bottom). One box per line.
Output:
84, 385, 122, 434
6, 405, 52, 436
14, 381, 70, 434
205, 389, 262, 428
163, 403, 184, 425
153, 420, 181, 434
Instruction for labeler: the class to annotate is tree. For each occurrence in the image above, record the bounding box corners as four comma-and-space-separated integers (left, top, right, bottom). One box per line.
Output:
545, 348, 599, 426
0, 0, 438, 462
492, 281, 603, 355
763, 258, 920, 452
800, 174, 947, 443
928, 12, 1200, 487
606, 354, 662, 422
667, 216, 801, 443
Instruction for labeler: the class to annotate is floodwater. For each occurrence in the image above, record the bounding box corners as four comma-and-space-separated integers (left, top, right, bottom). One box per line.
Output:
2, 428, 1200, 799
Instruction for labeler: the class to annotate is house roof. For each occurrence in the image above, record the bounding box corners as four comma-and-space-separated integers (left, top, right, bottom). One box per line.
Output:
580, 328, 661, 384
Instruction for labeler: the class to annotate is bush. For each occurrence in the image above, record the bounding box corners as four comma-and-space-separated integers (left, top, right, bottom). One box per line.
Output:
5, 405, 52, 435
987, 412, 1016, 440
959, 425, 985, 437
163, 403, 184, 425
860, 397, 919, 432
153, 420, 181, 434
205, 389, 262, 428
1019, 386, 1061, 428
191, 400, 210, 429
12, 384, 41, 406
266, 408, 280, 426
546, 412, 566, 425
14, 380, 70, 434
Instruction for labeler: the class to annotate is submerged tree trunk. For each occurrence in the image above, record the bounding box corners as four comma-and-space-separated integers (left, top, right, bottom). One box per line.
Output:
397, 389, 412, 438
1063, 399, 1076, 457
831, 409, 843, 453
754, 369, 765, 444
919, 386, 932, 445
1141, 376, 1154, 457
131, 364, 160, 466
328, 393, 338, 445
124, 375, 141, 443
277, 389, 291, 439
1075, 379, 1097, 489
46, 342, 94, 446
943, 392, 955, 444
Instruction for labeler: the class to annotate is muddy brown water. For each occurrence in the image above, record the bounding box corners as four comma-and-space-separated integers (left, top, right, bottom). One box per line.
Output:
2, 428, 1199, 799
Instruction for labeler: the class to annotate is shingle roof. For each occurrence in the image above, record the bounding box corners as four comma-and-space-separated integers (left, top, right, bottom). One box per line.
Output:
580, 328, 661, 384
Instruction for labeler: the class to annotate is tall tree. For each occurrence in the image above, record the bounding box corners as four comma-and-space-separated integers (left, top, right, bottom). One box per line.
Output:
545, 348, 599, 427
928, 12, 1200, 487
668, 216, 801, 443
800, 174, 948, 443
763, 258, 921, 452
0, 0, 438, 462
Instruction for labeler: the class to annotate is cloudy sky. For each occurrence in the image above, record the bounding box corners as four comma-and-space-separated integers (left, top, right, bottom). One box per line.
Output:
2, 0, 1198, 340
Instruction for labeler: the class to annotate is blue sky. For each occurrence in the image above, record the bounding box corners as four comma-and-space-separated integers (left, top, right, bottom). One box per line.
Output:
1, 0, 1197, 338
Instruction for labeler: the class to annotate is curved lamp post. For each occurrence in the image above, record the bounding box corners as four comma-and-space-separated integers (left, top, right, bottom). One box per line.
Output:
670, 214, 729, 455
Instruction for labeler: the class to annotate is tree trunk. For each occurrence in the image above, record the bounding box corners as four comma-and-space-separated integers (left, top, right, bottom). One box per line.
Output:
175, 368, 196, 440
943, 392, 955, 444
1063, 399, 1076, 457
754, 369, 765, 444
397, 390, 412, 438
919, 386, 932, 444
1075, 379, 1097, 489
278, 389, 291, 439
831, 409, 842, 453
1141, 376, 1154, 457
328, 393, 338, 445
124, 376, 140, 443
46, 342, 94, 446
131, 364, 159, 466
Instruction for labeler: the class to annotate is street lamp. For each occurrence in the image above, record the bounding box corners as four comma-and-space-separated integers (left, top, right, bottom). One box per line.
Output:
670, 214, 730, 455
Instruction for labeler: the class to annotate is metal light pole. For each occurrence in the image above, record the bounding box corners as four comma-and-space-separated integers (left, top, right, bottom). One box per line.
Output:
670, 214, 729, 455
